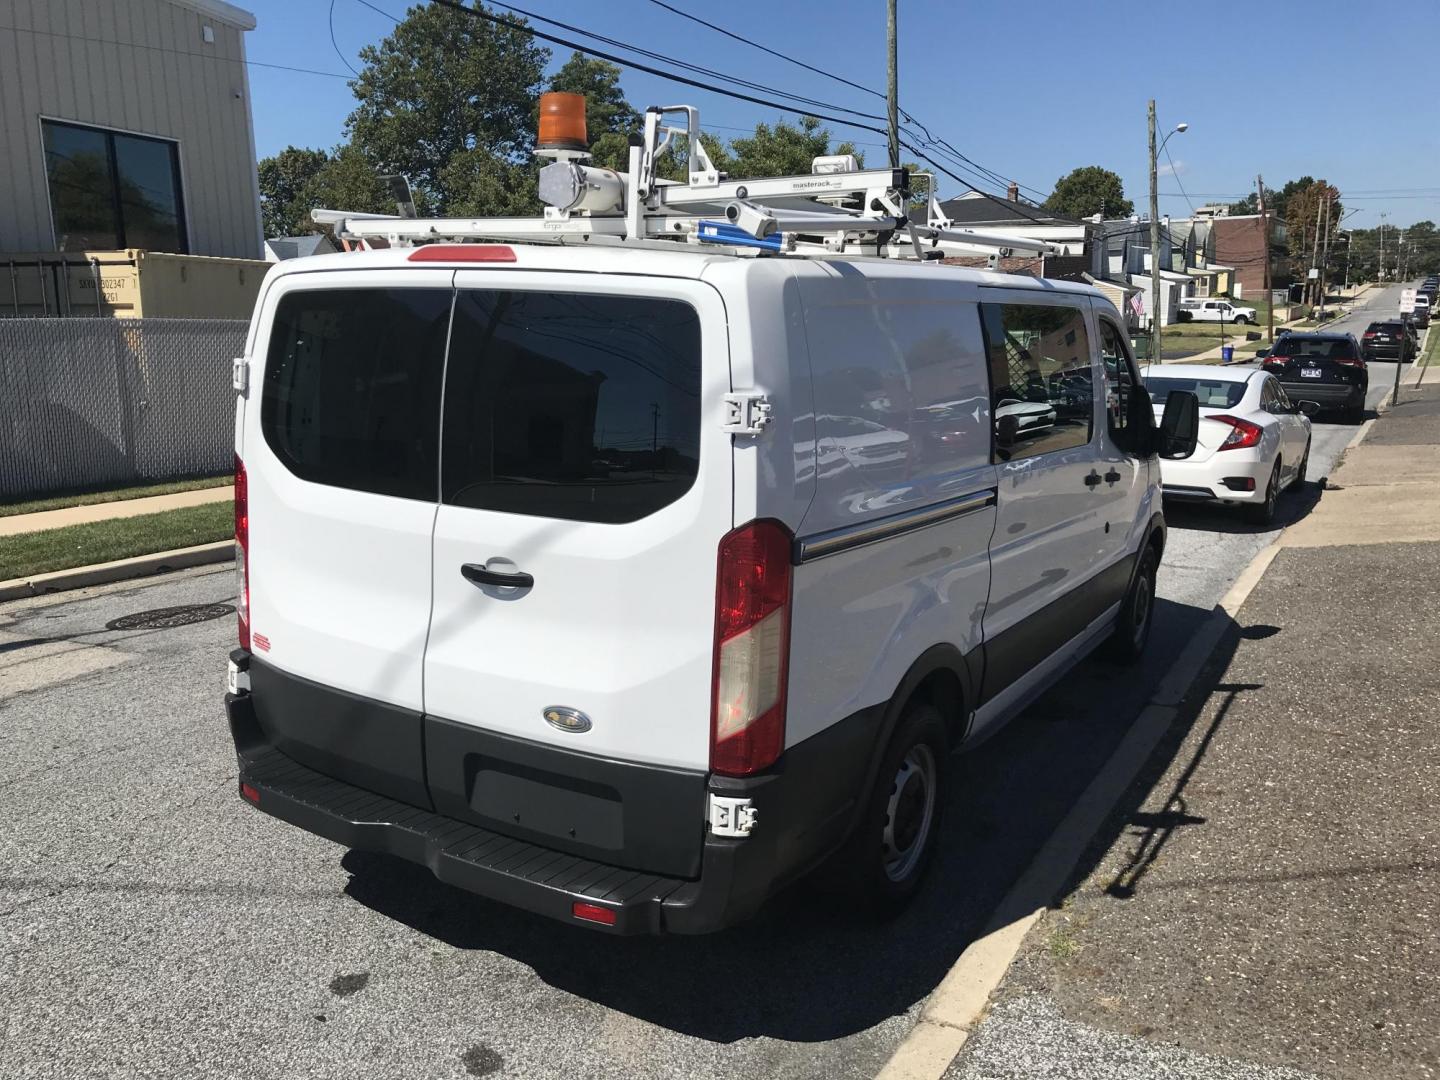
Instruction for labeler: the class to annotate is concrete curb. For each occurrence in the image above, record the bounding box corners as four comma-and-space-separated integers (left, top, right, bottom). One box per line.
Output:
0, 540, 235, 602
875, 424, 1380, 1077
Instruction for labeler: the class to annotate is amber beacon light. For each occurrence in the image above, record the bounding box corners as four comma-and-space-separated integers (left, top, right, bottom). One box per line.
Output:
538, 92, 588, 152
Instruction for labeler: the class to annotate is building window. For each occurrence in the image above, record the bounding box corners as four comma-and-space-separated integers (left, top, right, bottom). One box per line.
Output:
42, 120, 187, 253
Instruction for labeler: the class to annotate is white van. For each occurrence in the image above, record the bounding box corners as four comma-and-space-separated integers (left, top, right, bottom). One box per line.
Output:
1178, 298, 1257, 324
225, 243, 1198, 934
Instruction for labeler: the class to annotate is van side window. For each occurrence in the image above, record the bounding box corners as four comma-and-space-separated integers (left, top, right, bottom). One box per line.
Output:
979, 302, 1093, 461
260, 288, 451, 500
1099, 319, 1153, 455
442, 291, 702, 524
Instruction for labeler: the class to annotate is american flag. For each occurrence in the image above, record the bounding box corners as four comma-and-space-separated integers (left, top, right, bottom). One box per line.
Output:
1128, 292, 1145, 317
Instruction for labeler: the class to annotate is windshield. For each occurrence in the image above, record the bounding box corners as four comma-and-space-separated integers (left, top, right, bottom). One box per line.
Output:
1143, 376, 1247, 409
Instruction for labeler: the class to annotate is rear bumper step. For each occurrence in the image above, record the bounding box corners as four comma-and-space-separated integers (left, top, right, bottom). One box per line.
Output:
225, 681, 871, 934
236, 735, 690, 933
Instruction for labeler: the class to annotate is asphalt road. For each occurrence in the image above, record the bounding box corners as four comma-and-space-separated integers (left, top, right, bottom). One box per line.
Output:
0, 292, 1416, 1080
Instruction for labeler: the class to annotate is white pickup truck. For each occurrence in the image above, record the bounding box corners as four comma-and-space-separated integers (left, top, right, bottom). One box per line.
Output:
1178, 298, 1257, 324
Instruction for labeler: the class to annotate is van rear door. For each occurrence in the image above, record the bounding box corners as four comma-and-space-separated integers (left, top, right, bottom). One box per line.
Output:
421, 273, 731, 874
242, 271, 452, 807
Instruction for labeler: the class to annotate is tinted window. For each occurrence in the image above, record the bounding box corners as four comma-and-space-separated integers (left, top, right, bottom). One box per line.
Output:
980, 302, 1093, 460
261, 288, 451, 500
1099, 319, 1151, 453
42, 120, 187, 253
1273, 335, 1355, 359
1144, 376, 1247, 408
443, 291, 701, 524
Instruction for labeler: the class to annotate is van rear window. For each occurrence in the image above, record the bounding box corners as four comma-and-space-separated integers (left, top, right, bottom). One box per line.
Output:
260, 288, 450, 500
442, 290, 701, 524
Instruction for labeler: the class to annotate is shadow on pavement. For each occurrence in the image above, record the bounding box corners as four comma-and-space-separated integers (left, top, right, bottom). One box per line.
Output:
335, 593, 1250, 1045
1160, 477, 1326, 535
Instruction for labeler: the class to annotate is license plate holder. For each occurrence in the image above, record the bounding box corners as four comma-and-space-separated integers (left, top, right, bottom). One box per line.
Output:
1300, 368, 1323, 378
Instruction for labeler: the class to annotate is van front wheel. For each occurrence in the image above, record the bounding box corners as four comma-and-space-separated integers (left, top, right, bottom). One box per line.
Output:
1105, 545, 1158, 663
838, 703, 947, 915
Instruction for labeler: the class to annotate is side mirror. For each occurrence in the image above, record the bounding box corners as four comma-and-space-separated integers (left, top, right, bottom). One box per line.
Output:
995, 414, 1020, 450
1295, 400, 1320, 418
1255, 347, 1270, 358
1156, 390, 1199, 459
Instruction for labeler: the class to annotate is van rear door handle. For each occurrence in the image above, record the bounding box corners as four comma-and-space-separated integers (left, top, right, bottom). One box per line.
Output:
1104, 469, 1122, 483
1083, 471, 1102, 488
461, 563, 534, 589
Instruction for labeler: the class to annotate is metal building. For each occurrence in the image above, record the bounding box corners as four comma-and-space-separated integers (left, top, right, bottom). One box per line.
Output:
0, 0, 262, 260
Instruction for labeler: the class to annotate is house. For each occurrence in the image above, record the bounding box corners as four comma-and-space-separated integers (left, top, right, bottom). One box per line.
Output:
1095, 217, 1195, 327
0, 0, 263, 261
265, 234, 340, 262
933, 190, 1095, 279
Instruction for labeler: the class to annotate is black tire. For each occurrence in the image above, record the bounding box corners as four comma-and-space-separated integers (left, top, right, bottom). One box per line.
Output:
1292, 439, 1311, 490
834, 703, 947, 917
1105, 543, 1158, 664
1245, 461, 1281, 525
1346, 403, 1365, 424
1234, 315, 1249, 325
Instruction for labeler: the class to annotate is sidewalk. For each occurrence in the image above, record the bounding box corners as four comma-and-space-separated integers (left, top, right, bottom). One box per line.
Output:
0, 485, 232, 538
947, 368, 1440, 1079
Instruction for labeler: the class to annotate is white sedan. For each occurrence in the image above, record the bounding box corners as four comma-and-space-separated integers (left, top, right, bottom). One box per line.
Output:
1142, 364, 1316, 524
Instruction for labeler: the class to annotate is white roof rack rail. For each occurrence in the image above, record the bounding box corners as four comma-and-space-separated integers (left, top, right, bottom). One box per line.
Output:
313, 101, 1058, 262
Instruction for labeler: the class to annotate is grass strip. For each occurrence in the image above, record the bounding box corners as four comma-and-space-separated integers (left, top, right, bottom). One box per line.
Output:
0, 475, 232, 518
0, 501, 233, 581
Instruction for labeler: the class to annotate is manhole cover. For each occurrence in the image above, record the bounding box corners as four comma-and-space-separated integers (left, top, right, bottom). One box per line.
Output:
105, 602, 235, 631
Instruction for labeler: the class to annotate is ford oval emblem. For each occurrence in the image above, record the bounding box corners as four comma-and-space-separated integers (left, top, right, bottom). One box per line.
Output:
543, 706, 592, 734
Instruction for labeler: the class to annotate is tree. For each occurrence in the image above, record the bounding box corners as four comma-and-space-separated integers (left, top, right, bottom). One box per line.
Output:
1043, 166, 1132, 219
258, 147, 330, 237
345, 1, 548, 210
725, 116, 859, 179
547, 53, 640, 172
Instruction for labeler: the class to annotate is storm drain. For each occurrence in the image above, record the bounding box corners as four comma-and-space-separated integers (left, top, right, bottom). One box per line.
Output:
105, 602, 235, 632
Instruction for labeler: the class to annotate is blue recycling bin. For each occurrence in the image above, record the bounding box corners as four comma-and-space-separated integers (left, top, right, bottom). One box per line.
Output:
1221, 345, 1235, 364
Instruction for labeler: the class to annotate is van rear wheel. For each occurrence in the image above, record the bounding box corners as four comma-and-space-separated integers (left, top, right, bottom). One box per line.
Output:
1105, 544, 1158, 664
835, 703, 947, 915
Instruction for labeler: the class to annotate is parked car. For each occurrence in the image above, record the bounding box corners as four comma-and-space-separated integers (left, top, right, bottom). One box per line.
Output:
1142, 365, 1314, 524
1410, 305, 1431, 329
1362, 320, 1418, 363
224, 244, 1199, 934
1178, 298, 1258, 324
1261, 332, 1369, 422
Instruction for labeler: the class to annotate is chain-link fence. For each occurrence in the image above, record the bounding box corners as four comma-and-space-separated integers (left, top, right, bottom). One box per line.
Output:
0, 317, 247, 500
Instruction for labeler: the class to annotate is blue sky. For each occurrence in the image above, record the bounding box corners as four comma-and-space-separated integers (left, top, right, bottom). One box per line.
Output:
243, 0, 1440, 228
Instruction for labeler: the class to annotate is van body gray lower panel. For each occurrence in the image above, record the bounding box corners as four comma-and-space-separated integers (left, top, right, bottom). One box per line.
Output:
423, 714, 707, 880
248, 657, 432, 810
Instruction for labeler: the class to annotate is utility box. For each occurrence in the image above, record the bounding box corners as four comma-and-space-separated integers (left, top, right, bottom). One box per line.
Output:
1, 250, 268, 319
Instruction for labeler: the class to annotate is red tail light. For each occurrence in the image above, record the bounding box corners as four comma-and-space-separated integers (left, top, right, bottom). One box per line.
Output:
407, 244, 516, 263
711, 520, 793, 777
1336, 356, 1364, 368
571, 902, 617, 926
234, 454, 250, 650
1210, 415, 1264, 451
1362, 331, 1376, 339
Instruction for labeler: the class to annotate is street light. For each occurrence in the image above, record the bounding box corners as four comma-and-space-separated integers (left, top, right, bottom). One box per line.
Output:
1149, 103, 1188, 363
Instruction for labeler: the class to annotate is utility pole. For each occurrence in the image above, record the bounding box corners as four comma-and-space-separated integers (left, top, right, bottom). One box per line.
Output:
1257, 174, 1274, 343
1309, 197, 1324, 307
1343, 233, 1351, 292
1318, 193, 1332, 318
1148, 100, 1160, 357
886, 0, 899, 169
1379, 215, 1386, 283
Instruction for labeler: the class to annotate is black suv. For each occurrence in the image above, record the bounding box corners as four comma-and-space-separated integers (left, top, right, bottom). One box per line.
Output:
1363, 320, 1418, 363
1263, 332, 1368, 422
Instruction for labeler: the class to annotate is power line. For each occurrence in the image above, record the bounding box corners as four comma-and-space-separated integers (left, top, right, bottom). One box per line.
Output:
421, 0, 1060, 226
0, 20, 354, 79
1161, 144, 1195, 216
640, 0, 1048, 201
359, 0, 1044, 205
329, 0, 362, 77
